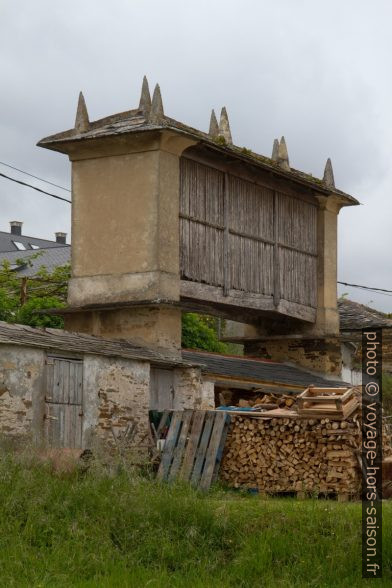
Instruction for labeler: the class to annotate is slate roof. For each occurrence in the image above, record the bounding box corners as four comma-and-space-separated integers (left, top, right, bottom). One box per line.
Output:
0, 321, 192, 368
338, 298, 392, 331
0, 230, 68, 253
38, 95, 358, 207
0, 246, 70, 276
182, 350, 347, 389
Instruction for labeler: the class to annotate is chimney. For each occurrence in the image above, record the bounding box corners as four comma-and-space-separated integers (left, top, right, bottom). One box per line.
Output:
10, 221, 23, 236
55, 232, 67, 245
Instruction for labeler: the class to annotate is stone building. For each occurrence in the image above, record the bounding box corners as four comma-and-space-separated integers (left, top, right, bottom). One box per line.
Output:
37, 76, 359, 365
0, 77, 360, 449
0, 322, 343, 447
0, 321, 210, 448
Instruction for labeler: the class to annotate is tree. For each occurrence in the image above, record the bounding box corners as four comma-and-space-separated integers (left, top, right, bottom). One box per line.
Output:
181, 313, 228, 352
0, 254, 69, 328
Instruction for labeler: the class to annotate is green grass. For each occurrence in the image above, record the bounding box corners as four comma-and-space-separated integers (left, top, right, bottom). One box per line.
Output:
0, 453, 391, 587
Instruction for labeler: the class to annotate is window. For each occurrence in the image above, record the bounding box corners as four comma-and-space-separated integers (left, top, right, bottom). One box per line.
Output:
12, 241, 26, 250
30, 244, 40, 249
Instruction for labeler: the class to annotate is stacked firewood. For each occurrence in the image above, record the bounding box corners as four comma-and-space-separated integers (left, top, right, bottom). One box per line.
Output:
220, 413, 392, 495
236, 393, 295, 410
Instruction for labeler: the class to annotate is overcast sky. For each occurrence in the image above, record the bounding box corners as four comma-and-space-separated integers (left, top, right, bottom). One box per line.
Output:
1, 0, 391, 310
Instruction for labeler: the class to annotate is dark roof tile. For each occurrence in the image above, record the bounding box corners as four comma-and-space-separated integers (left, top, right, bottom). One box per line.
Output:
182, 350, 347, 389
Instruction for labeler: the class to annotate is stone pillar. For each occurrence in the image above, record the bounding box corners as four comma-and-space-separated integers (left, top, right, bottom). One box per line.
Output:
313, 196, 340, 337
62, 130, 195, 353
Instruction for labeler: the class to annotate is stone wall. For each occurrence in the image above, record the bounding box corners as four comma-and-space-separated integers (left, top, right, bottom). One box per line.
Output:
0, 344, 45, 441
173, 367, 214, 410
0, 343, 209, 451
245, 337, 342, 377
82, 354, 151, 449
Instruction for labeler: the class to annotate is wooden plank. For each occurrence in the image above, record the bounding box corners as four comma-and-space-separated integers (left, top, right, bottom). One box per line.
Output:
211, 413, 230, 484
200, 411, 230, 490
180, 410, 206, 481
223, 172, 229, 295
156, 410, 170, 438
168, 410, 193, 481
157, 412, 183, 481
191, 412, 215, 486
273, 190, 280, 307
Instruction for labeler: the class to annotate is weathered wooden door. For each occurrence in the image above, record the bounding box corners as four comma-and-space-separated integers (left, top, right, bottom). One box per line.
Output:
150, 368, 174, 411
44, 357, 84, 448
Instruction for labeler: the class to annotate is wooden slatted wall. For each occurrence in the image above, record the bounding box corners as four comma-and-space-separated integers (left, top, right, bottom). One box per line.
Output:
180, 157, 318, 309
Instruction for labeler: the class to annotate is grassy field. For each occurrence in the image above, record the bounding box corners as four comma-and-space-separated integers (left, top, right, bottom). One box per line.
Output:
0, 453, 390, 587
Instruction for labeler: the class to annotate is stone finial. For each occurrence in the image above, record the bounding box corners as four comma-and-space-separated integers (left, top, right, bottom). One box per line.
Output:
149, 83, 164, 123
271, 138, 279, 161
139, 75, 151, 113
219, 107, 233, 144
75, 92, 89, 133
277, 136, 290, 171
323, 158, 335, 189
209, 109, 219, 137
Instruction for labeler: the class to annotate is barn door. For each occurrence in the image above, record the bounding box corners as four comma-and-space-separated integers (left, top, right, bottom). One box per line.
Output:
45, 357, 84, 448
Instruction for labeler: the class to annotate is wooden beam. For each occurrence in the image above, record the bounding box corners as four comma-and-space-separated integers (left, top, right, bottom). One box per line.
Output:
273, 190, 280, 307
223, 172, 230, 296
180, 280, 316, 323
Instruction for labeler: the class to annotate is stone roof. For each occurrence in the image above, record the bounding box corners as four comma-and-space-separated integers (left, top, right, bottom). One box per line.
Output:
38, 78, 358, 207
0, 321, 192, 368
0, 230, 68, 254
0, 246, 70, 276
338, 298, 392, 331
182, 349, 347, 390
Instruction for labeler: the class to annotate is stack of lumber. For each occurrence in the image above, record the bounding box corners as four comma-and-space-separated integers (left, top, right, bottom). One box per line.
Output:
220, 388, 392, 496
297, 386, 358, 419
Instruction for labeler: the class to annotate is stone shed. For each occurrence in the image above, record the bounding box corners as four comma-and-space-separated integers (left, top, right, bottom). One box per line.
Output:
0, 321, 212, 450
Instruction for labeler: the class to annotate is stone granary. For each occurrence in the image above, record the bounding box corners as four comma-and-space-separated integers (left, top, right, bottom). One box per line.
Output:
37, 76, 359, 366
0, 77, 360, 450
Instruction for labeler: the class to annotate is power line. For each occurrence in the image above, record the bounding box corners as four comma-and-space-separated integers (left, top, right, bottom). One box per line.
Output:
0, 160, 71, 192
338, 281, 392, 297
0, 172, 71, 204
338, 280, 392, 293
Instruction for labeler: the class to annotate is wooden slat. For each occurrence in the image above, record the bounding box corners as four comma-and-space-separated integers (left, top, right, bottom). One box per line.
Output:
200, 412, 229, 490
179, 156, 318, 314
157, 412, 183, 481
156, 410, 170, 438
179, 410, 206, 481
168, 410, 193, 481
212, 413, 231, 484
223, 172, 229, 296
191, 412, 215, 486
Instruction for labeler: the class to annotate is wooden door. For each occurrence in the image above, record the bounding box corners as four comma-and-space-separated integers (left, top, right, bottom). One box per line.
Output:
150, 368, 174, 411
45, 357, 84, 448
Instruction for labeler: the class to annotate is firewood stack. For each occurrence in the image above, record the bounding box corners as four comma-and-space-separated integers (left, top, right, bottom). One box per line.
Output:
220, 387, 392, 496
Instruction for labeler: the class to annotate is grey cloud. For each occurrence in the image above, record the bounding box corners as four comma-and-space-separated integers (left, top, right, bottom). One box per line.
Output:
0, 0, 391, 309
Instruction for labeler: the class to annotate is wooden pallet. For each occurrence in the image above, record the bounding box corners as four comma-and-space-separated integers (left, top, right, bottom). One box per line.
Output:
157, 410, 231, 490
297, 386, 359, 418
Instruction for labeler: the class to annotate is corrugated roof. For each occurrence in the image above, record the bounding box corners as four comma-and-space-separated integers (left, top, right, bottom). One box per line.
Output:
0, 231, 68, 254
0, 321, 192, 368
0, 246, 70, 275
338, 298, 392, 331
182, 349, 347, 388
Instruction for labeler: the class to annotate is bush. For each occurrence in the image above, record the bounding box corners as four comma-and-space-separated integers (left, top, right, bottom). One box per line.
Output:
181, 313, 228, 353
